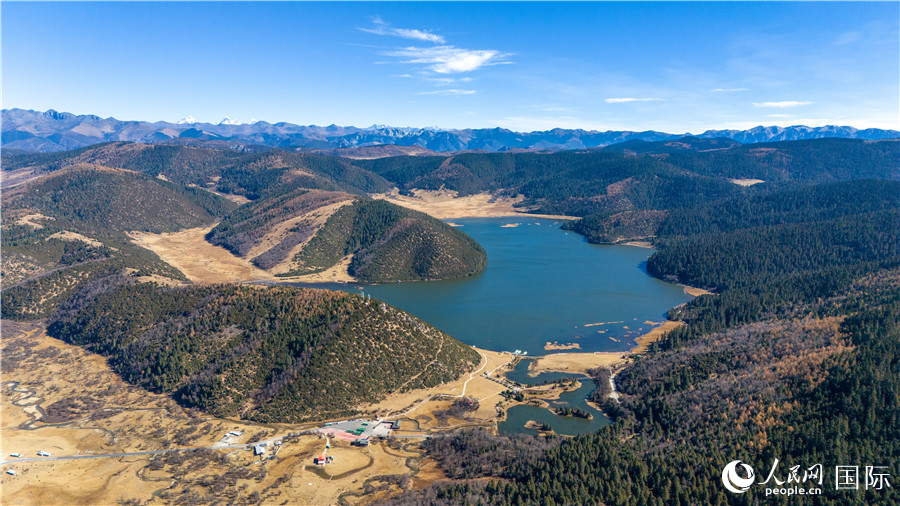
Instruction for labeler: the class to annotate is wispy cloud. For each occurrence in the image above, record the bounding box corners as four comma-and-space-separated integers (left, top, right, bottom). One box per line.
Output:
604, 97, 662, 104
752, 101, 813, 108
543, 106, 576, 113
363, 18, 509, 97
360, 17, 444, 43
418, 89, 477, 96
711, 88, 749, 93
385, 46, 510, 74
425, 76, 474, 85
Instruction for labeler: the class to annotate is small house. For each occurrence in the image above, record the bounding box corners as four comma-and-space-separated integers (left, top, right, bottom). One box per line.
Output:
6, 469, 16, 476
254, 445, 266, 456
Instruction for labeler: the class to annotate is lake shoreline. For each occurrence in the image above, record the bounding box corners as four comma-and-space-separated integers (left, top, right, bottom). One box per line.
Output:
523, 319, 685, 374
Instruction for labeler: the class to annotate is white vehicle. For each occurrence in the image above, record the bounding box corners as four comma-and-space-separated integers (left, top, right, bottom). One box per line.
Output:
10, 453, 20, 458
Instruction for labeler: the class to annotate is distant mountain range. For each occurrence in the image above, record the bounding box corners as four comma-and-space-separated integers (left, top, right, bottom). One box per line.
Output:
3, 108, 898, 153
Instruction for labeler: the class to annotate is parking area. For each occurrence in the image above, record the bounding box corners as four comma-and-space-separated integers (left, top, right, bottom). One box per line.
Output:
317, 419, 396, 441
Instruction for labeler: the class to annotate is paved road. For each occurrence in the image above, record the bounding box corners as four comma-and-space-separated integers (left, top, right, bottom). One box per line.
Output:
0, 429, 433, 467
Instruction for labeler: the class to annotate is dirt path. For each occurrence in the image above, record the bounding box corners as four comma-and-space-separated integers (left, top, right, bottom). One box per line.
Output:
391, 332, 447, 400
459, 350, 488, 397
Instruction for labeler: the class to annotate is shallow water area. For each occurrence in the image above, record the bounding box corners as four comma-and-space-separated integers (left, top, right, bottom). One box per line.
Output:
499, 360, 611, 436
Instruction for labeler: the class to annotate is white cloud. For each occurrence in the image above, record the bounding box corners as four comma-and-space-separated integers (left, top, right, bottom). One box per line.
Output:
386, 46, 510, 74
711, 88, 749, 92
360, 18, 445, 43
752, 101, 813, 108
604, 97, 662, 104
418, 89, 477, 96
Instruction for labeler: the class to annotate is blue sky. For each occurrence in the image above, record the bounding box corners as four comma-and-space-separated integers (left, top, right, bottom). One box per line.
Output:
3, 2, 898, 132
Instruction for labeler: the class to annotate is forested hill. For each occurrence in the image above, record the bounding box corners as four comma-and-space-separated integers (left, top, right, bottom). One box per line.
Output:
391, 269, 900, 505
205, 189, 487, 282
1, 165, 237, 319
47, 280, 480, 422
5, 138, 896, 223
3, 165, 236, 234
360, 137, 898, 218
1, 142, 392, 198
385, 177, 900, 505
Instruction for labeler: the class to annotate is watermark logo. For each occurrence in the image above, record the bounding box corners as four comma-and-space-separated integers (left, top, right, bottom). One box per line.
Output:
721, 459, 891, 497
722, 460, 755, 494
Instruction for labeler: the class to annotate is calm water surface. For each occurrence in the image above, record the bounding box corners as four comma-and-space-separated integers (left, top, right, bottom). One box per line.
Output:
288, 217, 691, 435
499, 360, 611, 436
308, 217, 690, 355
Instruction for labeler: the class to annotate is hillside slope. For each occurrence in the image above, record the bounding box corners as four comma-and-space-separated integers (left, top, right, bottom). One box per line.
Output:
1, 165, 237, 318
4, 164, 236, 234
48, 280, 481, 422
207, 194, 488, 282
388, 177, 900, 506
204, 188, 358, 274
2, 142, 393, 198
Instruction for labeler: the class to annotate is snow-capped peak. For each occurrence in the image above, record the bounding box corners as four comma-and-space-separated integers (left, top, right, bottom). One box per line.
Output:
219, 116, 243, 126
176, 116, 197, 125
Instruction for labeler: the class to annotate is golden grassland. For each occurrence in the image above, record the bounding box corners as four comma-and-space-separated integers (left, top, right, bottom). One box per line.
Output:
359, 347, 514, 428
683, 285, 713, 297
128, 226, 359, 285
0, 308, 687, 503
128, 226, 273, 284
370, 189, 577, 221
0, 322, 432, 505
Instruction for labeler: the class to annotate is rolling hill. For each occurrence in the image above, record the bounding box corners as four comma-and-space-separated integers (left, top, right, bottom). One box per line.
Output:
47, 280, 481, 422
1, 165, 237, 318
206, 190, 488, 282
1, 141, 393, 198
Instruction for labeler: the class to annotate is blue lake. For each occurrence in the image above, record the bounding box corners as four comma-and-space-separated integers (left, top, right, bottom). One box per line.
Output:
302, 217, 691, 355
286, 217, 691, 435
